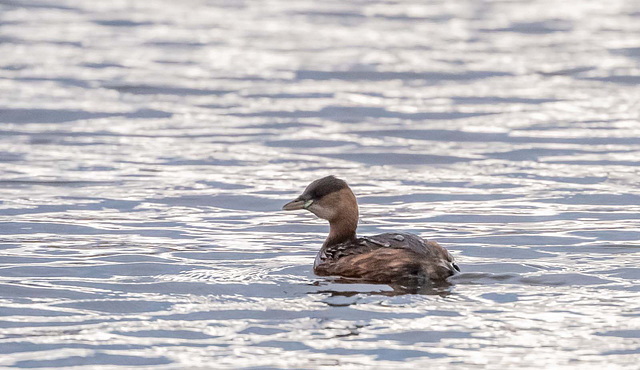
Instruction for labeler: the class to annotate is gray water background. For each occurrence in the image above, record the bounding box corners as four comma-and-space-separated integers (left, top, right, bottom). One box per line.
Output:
1, 0, 640, 368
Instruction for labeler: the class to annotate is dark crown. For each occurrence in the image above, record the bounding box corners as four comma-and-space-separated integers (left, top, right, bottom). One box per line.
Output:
302, 176, 349, 200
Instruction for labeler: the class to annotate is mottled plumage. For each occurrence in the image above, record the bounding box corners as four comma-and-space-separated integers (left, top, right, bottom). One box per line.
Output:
315, 233, 459, 283
283, 176, 459, 284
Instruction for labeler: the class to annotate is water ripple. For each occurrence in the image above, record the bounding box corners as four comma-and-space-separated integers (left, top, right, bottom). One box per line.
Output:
0, 0, 639, 368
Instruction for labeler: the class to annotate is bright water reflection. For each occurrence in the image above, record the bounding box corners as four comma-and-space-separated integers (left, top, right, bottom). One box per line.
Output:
0, 0, 639, 368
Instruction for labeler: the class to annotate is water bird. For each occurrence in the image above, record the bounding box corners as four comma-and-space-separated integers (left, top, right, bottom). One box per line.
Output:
282, 176, 459, 284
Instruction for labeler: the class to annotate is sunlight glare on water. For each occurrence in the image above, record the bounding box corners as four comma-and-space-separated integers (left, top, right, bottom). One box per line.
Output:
0, 0, 639, 368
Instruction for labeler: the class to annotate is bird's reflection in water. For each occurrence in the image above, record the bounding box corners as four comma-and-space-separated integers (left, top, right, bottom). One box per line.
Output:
310, 277, 453, 307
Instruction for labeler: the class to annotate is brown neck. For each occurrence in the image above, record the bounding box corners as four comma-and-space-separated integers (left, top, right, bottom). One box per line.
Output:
323, 206, 358, 247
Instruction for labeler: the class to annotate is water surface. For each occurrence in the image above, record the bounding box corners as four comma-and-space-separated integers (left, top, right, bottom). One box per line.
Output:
1, 0, 639, 368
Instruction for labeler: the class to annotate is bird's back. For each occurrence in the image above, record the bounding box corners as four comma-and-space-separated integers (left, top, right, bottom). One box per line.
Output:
314, 232, 459, 284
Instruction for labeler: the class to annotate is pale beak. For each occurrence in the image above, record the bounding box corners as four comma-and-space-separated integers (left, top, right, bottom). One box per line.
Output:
282, 197, 313, 211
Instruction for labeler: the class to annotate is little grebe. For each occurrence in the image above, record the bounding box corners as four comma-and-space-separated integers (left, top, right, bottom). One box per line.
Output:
283, 176, 459, 284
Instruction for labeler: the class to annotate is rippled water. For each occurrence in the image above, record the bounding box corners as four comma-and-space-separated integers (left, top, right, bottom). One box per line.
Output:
1, 0, 639, 368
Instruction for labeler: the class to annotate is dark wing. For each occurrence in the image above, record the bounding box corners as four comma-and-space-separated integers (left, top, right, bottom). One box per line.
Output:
366, 233, 455, 261
316, 233, 459, 282
365, 233, 459, 274
316, 248, 430, 283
